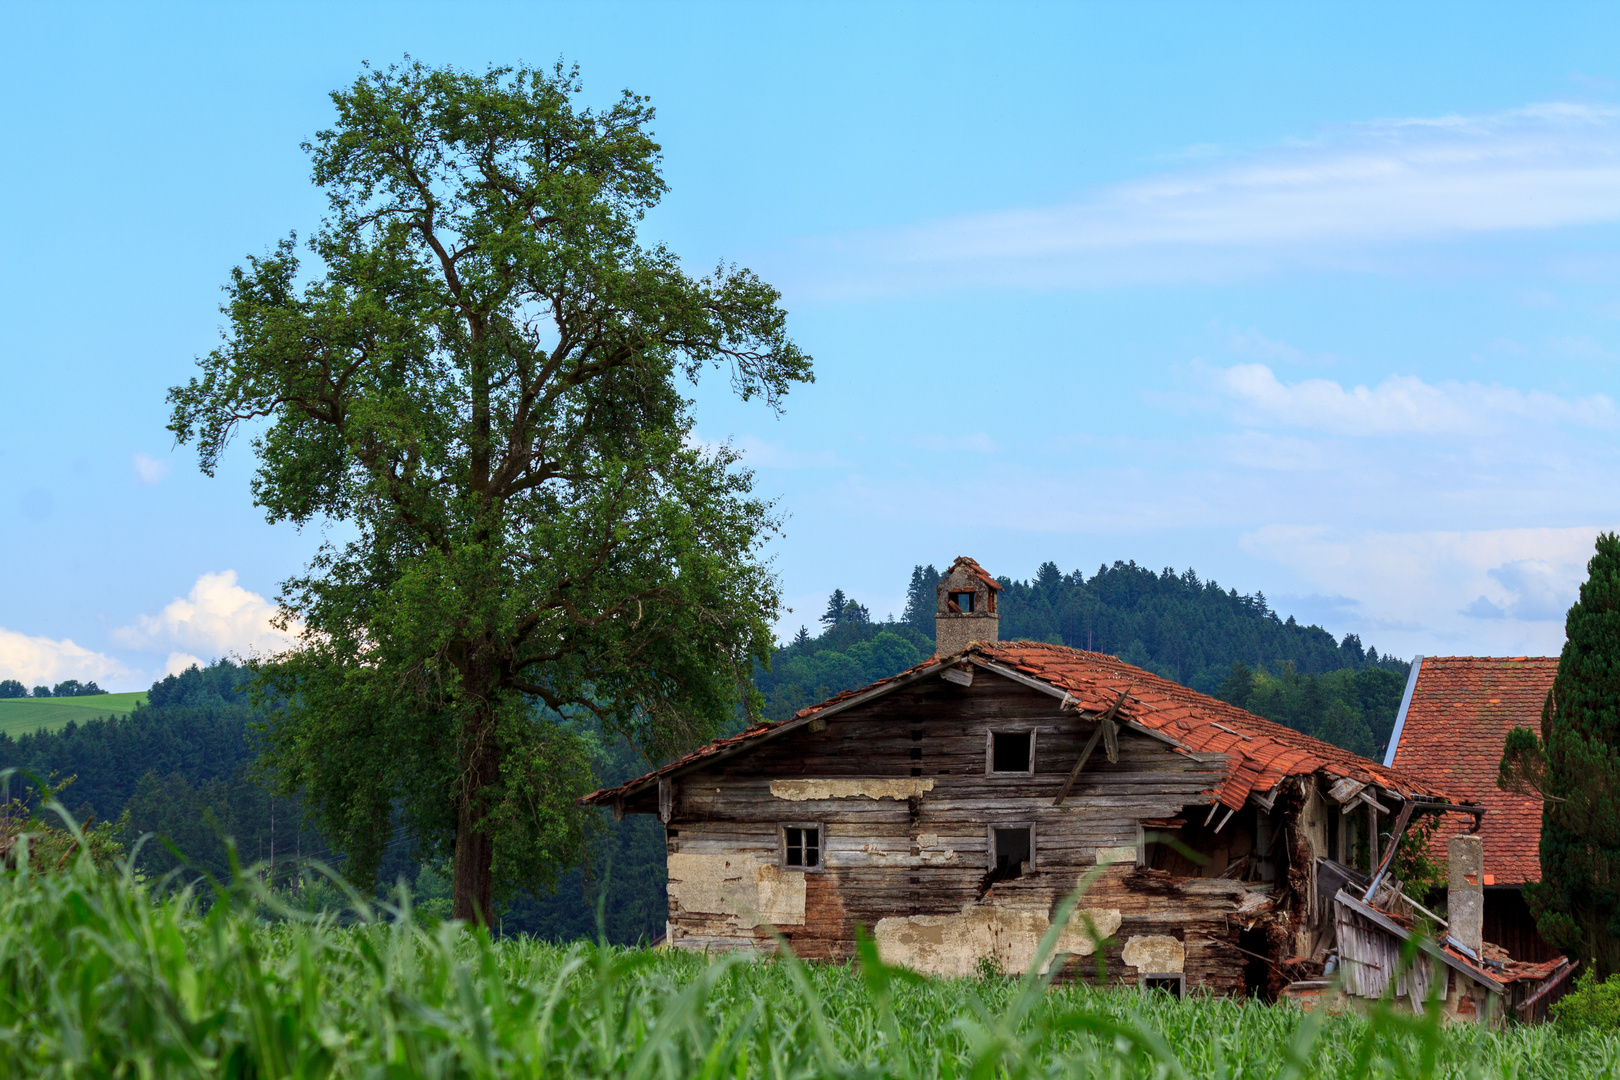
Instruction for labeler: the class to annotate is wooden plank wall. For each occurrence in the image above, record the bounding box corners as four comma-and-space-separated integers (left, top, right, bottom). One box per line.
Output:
657, 672, 1265, 992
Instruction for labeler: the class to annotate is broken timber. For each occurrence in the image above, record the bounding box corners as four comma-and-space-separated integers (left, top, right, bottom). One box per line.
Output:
1052, 686, 1131, 807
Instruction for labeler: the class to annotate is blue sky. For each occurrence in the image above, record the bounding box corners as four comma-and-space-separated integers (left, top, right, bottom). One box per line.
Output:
3, 2, 1619, 690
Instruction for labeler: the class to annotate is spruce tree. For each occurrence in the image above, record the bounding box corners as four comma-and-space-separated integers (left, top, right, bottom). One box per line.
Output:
822, 589, 848, 627
1503, 532, 1620, 974
901, 565, 940, 637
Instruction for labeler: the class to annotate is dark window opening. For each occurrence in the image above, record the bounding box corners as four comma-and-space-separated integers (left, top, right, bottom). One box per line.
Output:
910, 766, 923, 777
950, 591, 975, 613
784, 826, 820, 868
1142, 975, 1183, 997
911, 729, 924, 741
994, 826, 1032, 877
909, 747, 922, 760
992, 731, 1032, 773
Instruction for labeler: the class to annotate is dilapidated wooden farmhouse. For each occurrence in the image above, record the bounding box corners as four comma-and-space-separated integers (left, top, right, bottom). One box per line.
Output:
585, 557, 1566, 1009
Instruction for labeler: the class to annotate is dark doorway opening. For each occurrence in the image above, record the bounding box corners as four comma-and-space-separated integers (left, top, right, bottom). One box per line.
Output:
1239, 926, 1275, 1001
994, 827, 1032, 877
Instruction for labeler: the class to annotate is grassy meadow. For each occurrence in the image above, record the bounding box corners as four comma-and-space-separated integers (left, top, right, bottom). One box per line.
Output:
0, 691, 146, 737
1, 825, 1616, 1080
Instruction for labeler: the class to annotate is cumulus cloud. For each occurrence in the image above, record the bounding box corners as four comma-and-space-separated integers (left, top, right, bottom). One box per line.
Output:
164, 651, 207, 677
132, 452, 171, 485
1241, 524, 1599, 656
0, 628, 135, 689
789, 102, 1620, 293
115, 571, 300, 659
1209, 362, 1616, 436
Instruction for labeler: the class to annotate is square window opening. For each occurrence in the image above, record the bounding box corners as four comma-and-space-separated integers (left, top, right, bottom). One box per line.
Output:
991, 731, 1032, 773
1142, 975, 1184, 998
950, 591, 975, 613
993, 826, 1032, 877
784, 826, 821, 869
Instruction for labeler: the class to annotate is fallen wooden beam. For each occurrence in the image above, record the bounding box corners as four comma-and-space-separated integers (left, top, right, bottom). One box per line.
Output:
1052, 686, 1131, 807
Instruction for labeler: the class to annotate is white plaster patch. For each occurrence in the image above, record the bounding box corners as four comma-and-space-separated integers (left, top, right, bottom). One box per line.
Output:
770, 778, 936, 801
666, 853, 806, 926
1095, 845, 1139, 866
875, 905, 1122, 977
1122, 934, 1185, 973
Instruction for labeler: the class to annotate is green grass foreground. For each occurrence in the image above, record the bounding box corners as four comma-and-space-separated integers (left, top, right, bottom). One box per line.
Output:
0, 692, 147, 737
1, 837, 1616, 1078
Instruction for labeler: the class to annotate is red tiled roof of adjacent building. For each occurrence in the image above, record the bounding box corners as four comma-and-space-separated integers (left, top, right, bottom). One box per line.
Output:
1388, 656, 1556, 887
585, 640, 1455, 811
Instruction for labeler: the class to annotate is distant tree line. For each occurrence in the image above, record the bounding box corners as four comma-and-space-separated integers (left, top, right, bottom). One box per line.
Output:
0, 659, 666, 945
0, 679, 108, 699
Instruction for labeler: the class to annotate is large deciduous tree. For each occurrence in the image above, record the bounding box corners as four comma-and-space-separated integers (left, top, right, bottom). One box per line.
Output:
168, 60, 811, 923
1499, 532, 1620, 974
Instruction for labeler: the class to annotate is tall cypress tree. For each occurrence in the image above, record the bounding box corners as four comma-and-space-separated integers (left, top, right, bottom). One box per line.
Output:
1501, 532, 1620, 974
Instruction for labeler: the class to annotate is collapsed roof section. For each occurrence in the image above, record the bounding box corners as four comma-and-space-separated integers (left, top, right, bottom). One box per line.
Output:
584, 639, 1456, 813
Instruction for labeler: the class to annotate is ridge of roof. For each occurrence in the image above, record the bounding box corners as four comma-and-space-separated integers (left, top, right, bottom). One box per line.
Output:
584, 640, 1456, 811
948, 555, 1004, 592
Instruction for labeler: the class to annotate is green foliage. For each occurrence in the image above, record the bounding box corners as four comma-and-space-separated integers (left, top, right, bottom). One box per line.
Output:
1391, 813, 1447, 900
1554, 966, 1620, 1033
0, 771, 124, 870
1227, 662, 1408, 760
755, 619, 932, 720
902, 563, 942, 636
1519, 532, 1620, 976
166, 58, 809, 922
49, 680, 105, 698
0, 681, 25, 699
0, 850, 1617, 1077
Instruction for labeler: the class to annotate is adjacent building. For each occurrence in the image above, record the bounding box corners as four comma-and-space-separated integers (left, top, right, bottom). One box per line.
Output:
1383, 655, 1560, 962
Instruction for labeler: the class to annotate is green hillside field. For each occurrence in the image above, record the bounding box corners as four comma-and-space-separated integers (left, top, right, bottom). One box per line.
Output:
0, 692, 147, 738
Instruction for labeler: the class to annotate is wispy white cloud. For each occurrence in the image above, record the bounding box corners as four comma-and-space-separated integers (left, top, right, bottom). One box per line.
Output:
1241, 525, 1600, 655
1208, 362, 1617, 436
0, 628, 134, 689
115, 571, 300, 659
132, 452, 171, 485
687, 432, 851, 469
788, 102, 1620, 294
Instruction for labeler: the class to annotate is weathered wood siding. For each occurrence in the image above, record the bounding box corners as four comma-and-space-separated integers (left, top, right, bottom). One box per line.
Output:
653, 670, 1260, 992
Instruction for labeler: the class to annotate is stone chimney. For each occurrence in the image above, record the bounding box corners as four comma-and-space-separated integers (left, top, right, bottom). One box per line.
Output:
1447, 834, 1484, 956
935, 556, 1002, 655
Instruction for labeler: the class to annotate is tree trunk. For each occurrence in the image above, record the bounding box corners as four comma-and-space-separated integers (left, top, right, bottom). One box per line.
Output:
451, 709, 501, 926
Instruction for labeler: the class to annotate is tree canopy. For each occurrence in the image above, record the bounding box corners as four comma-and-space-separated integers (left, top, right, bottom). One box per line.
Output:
167, 59, 810, 923
1501, 532, 1620, 974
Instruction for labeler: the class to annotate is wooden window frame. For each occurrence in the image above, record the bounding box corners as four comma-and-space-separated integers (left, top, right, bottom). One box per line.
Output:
986, 821, 1037, 874
779, 822, 826, 872
985, 728, 1039, 776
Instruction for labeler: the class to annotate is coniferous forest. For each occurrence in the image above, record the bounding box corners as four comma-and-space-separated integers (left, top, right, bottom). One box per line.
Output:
0, 558, 1407, 943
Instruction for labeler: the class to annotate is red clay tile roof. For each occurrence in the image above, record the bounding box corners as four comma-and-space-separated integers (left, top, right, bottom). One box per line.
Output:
1389, 656, 1556, 887
967, 641, 1449, 809
949, 556, 1004, 592
585, 641, 1455, 811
